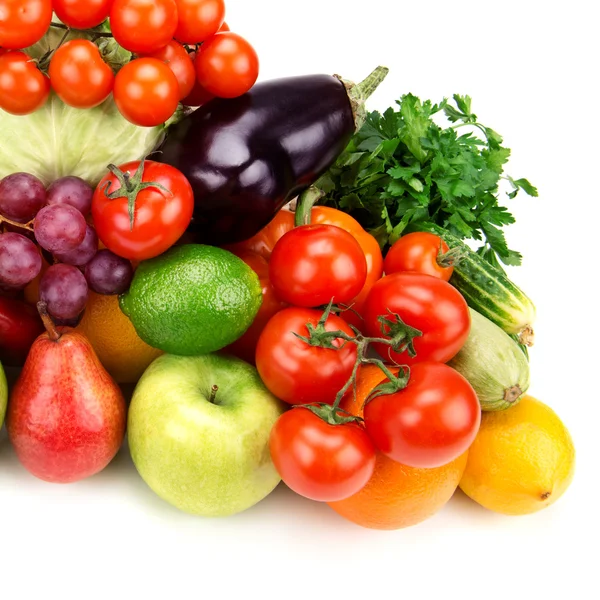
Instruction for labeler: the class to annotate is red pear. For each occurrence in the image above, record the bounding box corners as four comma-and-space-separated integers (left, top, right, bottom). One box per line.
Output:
6, 302, 126, 483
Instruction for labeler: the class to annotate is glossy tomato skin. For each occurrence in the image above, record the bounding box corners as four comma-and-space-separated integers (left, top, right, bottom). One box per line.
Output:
195, 32, 259, 98
143, 40, 195, 100
270, 408, 376, 502
110, 0, 178, 54
224, 250, 286, 365
174, 0, 225, 44
53, 0, 112, 29
256, 307, 357, 406
0, 51, 50, 115
0, 0, 52, 49
364, 271, 470, 365
384, 232, 453, 281
113, 58, 179, 127
269, 224, 368, 308
92, 161, 194, 261
364, 362, 481, 468
49, 40, 114, 109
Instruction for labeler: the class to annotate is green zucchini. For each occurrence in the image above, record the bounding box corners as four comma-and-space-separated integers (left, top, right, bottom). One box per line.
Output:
406, 222, 536, 346
448, 308, 530, 411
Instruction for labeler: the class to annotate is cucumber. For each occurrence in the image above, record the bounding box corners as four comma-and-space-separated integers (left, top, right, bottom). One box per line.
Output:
406, 222, 536, 346
448, 308, 530, 411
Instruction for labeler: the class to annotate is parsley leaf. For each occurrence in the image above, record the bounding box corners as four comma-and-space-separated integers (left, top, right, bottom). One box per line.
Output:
317, 94, 537, 267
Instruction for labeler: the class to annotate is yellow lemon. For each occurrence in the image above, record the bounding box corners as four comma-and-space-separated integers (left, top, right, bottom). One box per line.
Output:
76, 291, 163, 384
459, 395, 575, 515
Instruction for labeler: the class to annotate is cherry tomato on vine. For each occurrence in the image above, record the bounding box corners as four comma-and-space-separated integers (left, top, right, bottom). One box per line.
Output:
384, 232, 454, 281
364, 361, 481, 468
53, 0, 112, 29
174, 0, 225, 44
0, 51, 50, 115
195, 32, 259, 98
49, 40, 114, 109
113, 58, 179, 127
270, 408, 376, 502
180, 51, 214, 106
110, 0, 178, 54
142, 40, 196, 100
0, 0, 52, 50
269, 224, 368, 308
92, 160, 194, 261
363, 271, 470, 365
256, 307, 357, 406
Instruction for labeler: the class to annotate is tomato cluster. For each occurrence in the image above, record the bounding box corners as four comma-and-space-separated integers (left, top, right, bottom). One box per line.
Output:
0, 0, 258, 124
230, 213, 481, 503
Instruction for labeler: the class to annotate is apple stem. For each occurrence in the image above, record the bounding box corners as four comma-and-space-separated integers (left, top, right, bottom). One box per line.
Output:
209, 385, 219, 404
37, 301, 61, 342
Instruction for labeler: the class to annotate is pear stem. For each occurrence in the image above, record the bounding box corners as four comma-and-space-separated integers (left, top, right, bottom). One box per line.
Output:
209, 385, 219, 404
37, 301, 61, 342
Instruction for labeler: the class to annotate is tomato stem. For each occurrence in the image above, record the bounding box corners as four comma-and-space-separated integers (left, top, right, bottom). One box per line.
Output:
49, 22, 114, 38
437, 244, 467, 268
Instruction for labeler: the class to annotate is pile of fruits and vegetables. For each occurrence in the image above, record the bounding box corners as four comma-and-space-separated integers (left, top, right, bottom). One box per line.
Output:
0, 1, 575, 530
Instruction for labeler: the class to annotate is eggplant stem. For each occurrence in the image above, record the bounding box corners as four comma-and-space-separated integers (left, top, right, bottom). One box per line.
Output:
342, 65, 390, 130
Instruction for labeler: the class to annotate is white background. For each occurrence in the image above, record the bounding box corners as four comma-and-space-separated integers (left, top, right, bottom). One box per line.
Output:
1, 1, 598, 598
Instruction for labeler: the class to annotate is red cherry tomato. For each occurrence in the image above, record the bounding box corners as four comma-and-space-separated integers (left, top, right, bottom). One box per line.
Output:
364, 362, 481, 468
195, 32, 259, 98
0, 0, 52, 50
110, 0, 178, 54
174, 0, 225, 44
113, 58, 179, 127
218, 20, 229, 32
256, 307, 357, 406
270, 408, 376, 502
49, 40, 114, 109
363, 271, 470, 365
142, 40, 195, 100
269, 224, 368, 308
384, 232, 453, 281
0, 51, 50, 115
53, 0, 112, 29
92, 160, 194, 261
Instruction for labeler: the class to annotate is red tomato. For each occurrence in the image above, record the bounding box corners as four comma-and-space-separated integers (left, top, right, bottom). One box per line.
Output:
269, 224, 368, 308
195, 32, 259, 98
270, 408, 376, 502
110, 0, 178, 54
180, 52, 214, 106
364, 362, 481, 468
363, 271, 470, 365
92, 160, 194, 261
0, 0, 52, 50
174, 0, 225, 44
113, 58, 179, 127
0, 51, 50, 115
384, 232, 453, 281
256, 307, 357, 405
49, 40, 114, 109
218, 20, 229, 32
53, 0, 112, 29
224, 250, 287, 365
142, 40, 195, 100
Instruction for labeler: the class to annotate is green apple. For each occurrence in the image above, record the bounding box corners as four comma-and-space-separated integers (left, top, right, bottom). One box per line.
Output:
0, 360, 7, 429
128, 353, 285, 516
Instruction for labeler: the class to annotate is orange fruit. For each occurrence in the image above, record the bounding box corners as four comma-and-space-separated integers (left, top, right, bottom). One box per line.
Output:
328, 365, 468, 530
76, 291, 163, 383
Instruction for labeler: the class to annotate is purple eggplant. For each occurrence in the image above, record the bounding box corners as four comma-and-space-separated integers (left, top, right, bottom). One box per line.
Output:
156, 67, 388, 245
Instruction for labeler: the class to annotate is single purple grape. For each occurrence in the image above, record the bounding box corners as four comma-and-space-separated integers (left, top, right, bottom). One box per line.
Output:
85, 249, 134, 295
54, 225, 98, 266
46, 176, 94, 216
0, 232, 42, 288
34, 204, 86, 254
39, 263, 88, 320
0, 172, 47, 223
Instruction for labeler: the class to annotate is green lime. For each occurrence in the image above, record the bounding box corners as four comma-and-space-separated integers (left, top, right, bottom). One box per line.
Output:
119, 245, 262, 356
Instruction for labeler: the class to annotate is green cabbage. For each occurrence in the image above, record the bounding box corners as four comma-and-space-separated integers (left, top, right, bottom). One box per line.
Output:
0, 25, 166, 186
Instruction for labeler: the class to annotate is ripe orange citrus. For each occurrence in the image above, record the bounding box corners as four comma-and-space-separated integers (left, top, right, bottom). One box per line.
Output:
76, 291, 163, 383
328, 365, 468, 530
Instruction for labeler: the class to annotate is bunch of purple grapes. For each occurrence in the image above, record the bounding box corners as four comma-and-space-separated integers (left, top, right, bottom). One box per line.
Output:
0, 173, 133, 323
